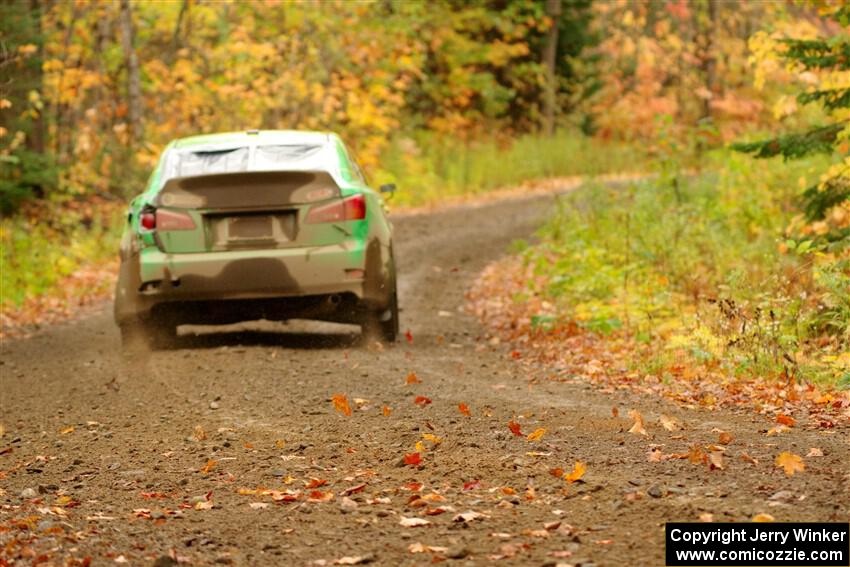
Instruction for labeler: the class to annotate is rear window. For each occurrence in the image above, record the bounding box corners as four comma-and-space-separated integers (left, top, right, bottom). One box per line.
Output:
161, 144, 327, 184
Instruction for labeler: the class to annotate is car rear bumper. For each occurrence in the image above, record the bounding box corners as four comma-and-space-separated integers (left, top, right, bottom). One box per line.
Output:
114, 239, 390, 324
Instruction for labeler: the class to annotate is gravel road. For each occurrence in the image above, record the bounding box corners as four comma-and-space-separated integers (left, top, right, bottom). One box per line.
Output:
1, 190, 847, 566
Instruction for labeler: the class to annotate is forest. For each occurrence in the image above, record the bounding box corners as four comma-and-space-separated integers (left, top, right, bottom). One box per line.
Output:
1, 0, 848, 386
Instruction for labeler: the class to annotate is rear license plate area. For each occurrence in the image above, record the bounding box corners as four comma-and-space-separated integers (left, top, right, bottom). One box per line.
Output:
227, 215, 273, 240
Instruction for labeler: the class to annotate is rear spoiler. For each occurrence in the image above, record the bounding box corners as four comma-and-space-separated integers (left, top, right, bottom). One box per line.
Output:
156, 170, 340, 209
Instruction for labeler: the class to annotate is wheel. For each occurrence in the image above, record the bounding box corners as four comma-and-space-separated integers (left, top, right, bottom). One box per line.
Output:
362, 289, 399, 343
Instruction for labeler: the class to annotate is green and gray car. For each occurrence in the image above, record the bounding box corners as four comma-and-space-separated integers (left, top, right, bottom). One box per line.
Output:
114, 130, 399, 348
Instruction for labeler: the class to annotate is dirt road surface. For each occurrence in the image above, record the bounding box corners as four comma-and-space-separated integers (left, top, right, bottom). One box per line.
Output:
1, 191, 848, 566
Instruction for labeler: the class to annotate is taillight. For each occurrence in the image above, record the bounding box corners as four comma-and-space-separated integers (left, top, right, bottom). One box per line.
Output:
140, 212, 156, 231
305, 194, 366, 224
138, 209, 195, 232
156, 209, 196, 231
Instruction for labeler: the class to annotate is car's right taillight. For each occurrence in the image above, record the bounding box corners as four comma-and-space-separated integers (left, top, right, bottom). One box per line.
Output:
305, 194, 366, 224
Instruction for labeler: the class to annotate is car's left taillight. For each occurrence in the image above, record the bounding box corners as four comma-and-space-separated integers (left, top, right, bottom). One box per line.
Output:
305, 194, 366, 224
139, 208, 196, 232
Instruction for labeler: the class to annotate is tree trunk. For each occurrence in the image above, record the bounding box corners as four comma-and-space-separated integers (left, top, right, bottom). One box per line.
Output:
700, 0, 717, 122
542, 0, 561, 136
119, 0, 142, 144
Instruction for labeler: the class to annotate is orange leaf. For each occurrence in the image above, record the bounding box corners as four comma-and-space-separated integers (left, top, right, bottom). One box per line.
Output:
403, 452, 422, 466
406, 371, 420, 384
549, 467, 564, 477
305, 478, 328, 489
563, 461, 586, 483
775, 452, 805, 476
526, 428, 546, 441
507, 420, 523, 436
458, 403, 471, 416
413, 396, 431, 406
307, 490, 334, 502
332, 394, 352, 416
776, 414, 796, 427
382, 405, 392, 416
200, 459, 217, 474
718, 431, 733, 445
405, 329, 414, 344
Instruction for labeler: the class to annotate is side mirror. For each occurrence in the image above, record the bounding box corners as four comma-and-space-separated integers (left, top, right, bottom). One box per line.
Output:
379, 183, 397, 195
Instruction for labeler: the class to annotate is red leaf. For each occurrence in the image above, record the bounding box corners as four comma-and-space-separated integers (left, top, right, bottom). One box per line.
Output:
458, 403, 471, 416
414, 396, 432, 406
463, 479, 481, 491
405, 329, 414, 344
508, 420, 523, 436
404, 453, 422, 466
776, 414, 796, 427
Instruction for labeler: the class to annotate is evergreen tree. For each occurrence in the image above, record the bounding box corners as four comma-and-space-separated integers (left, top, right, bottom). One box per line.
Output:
733, 4, 849, 245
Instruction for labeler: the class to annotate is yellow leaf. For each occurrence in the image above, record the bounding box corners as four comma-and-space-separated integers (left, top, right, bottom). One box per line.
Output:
422, 433, 442, 445
752, 513, 775, 522
775, 452, 805, 476
526, 428, 546, 442
563, 461, 587, 484
60, 426, 75, 435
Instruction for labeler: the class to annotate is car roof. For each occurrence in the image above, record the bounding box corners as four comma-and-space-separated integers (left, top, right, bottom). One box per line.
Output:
172, 130, 334, 149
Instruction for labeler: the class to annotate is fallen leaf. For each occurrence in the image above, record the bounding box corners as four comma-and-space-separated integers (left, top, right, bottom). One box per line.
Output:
453, 510, 488, 523
60, 426, 75, 435
403, 453, 422, 466
563, 461, 587, 483
458, 403, 471, 416
752, 513, 775, 522
399, 516, 430, 527
767, 425, 789, 436
200, 459, 217, 474
334, 556, 371, 565
463, 480, 481, 490
248, 502, 268, 510
775, 452, 805, 476
382, 406, 392, 416
776, 414, 796, 427
526, 428, 546, 441
659, 415, 677, 431
422, 433, 442, 445
408, 542, 447, 554
195, 500, 213, 510
341, 483, 366, 496
274, 439, 286, 449
698, 513, 714, 522
549, 467, 564, 477
406, 371, 420, 384
192, 425, 207, 441
305, 478, 328, 489
308, 490, 334, 502
507, 420, 523, 436
332, 394, 352, 417
718, 431, 733, 445
414, 396, 432, 406
611, 406, 619, 418
405, 329, 414, 344
708, 451, 725, 470
740, 453, 759, 465
688, 445, 707, 465
628, 410, 647, 435
415, 440, 426, 452
806, 447, 823, 457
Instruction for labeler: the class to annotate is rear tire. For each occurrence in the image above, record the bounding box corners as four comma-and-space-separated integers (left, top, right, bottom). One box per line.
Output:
362, 289, 399, 343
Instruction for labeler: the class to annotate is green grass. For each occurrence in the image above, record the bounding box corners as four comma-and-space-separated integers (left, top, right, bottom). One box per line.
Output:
375, 131, 649, 207
519, 149, 847, 385
0, 205, 123, 307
